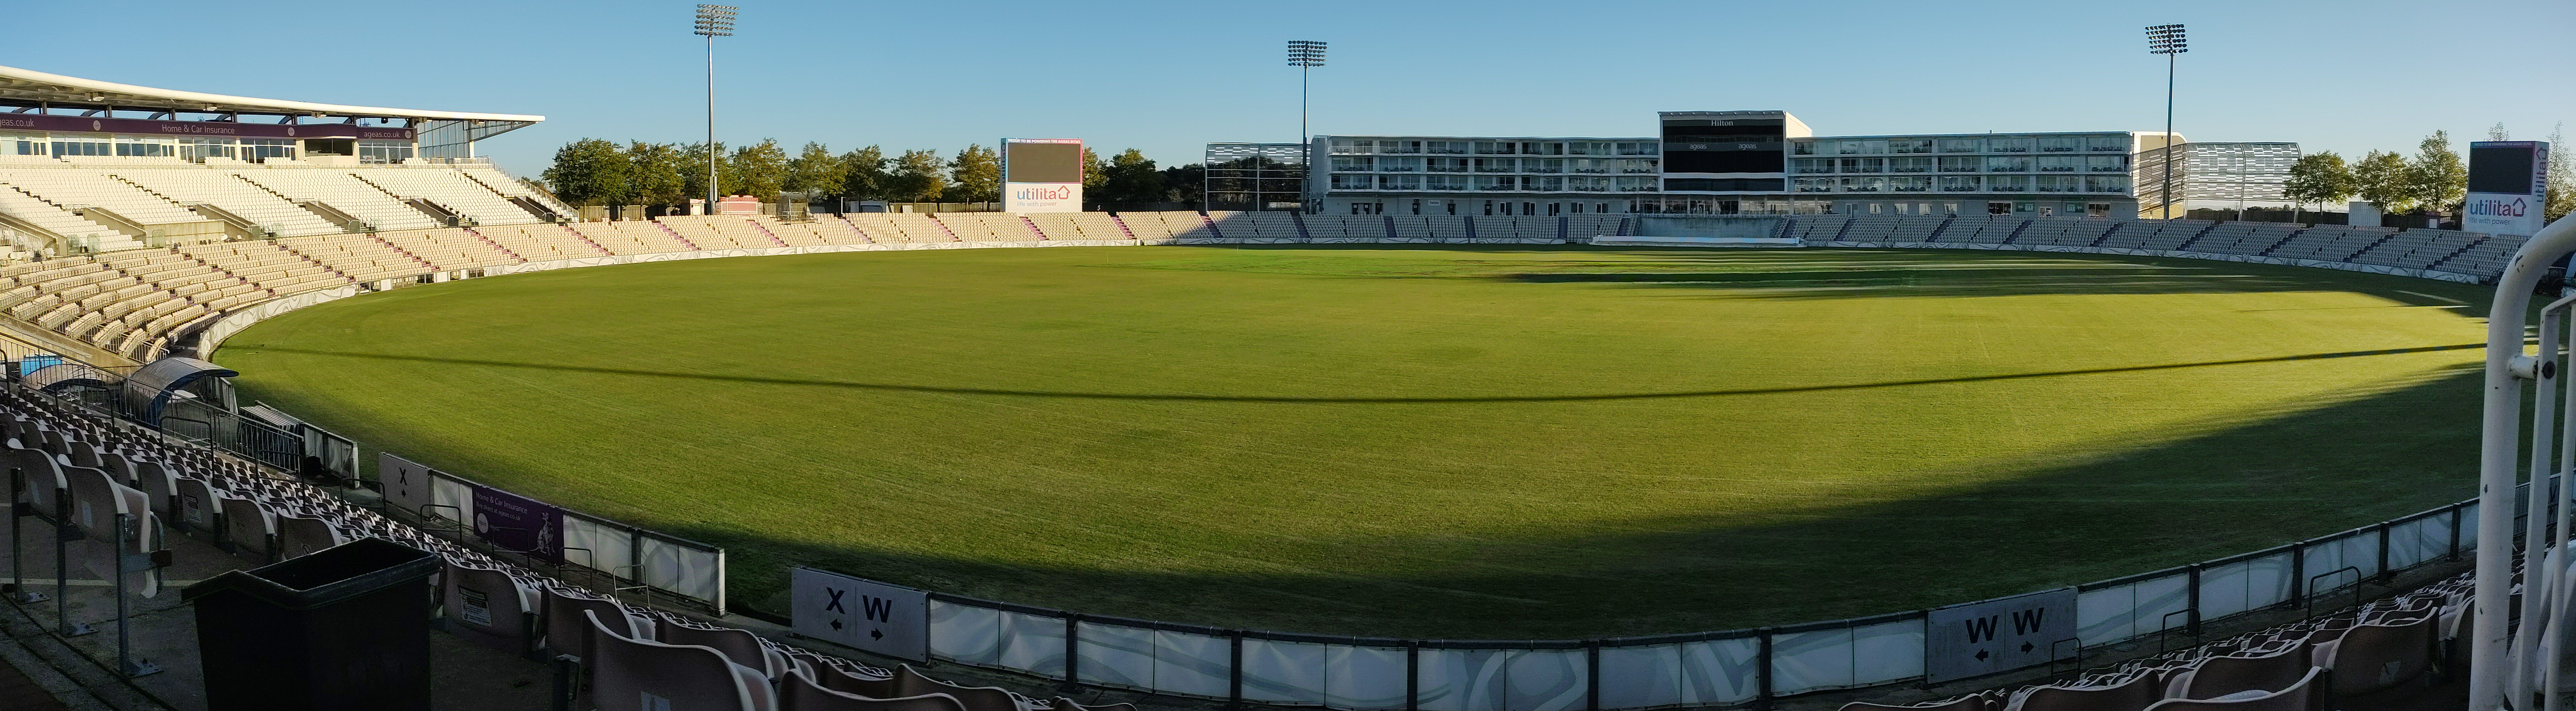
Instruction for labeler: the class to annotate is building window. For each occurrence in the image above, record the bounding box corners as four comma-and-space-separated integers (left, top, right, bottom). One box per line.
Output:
2086, 135, 2129, 152
1889, 138, 1934, 154
1522, 159, 1562, 174
1986, 137, 2035, 153
1378, 140, 1422, 154
1988, 202, 2012, 215
1567, 141, 1612, 156
1791, 141, 1819, 156
1936, 156, 1982, 173
2086, 175, 2132, 193
1425, 140, 1469, 155
358, 140, 415, 164
1332, 156, 1374, 172
1472, 141, 1513, 155
51, 138, 111, 156
1476, 175, 1516, 191
1889, 176, 1934, 193
1838, 157, 1884, 173
1523, 175, 1563, 191
1937, 138, 1982, 153
1839, 139, 1888, 155
2087, 203, 2111, 218
240, 138, 295, 162
1888, 157, 1934, 173
1378, 175, 1421, 191
1983, 156, 2032, 172
1426, 157, 1469, 172
1569, 158, 1610, 175
1330, 174, 1373, 190
2086, 155, 2129, 172
1568, 176, 1610, 192
1987, 175, 2031, 192
1618, 159, 1658, 174
2034, 175, 2082, 193
1331, 139, 1375, 154
1379, 156, 1422, 173
176, 138, 236, 162
1615, 141, 1658, 156
1792, 158, 1833, 174
1473, 158, 1515, 173
2038, 136, 2083, 152
1794, 177, 1835, 193
1613, 177, 1656, 192
2035, 156, 2079, 173
113, 135, 177, 157
1939, 176, 1981, 192
1426, 175, 1469, 191
1840, 176, 1886, 193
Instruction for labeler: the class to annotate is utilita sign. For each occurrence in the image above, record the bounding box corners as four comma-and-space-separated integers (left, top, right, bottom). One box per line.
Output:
0, 113, 412, 140
1000, 137, 1084, 214
2464, 141, 2550, 237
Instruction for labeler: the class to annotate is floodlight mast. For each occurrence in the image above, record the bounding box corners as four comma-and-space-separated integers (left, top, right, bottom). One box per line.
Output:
1290, 40, 1326, 212
2146, 24, 2186, 219
695, 4, 737, 215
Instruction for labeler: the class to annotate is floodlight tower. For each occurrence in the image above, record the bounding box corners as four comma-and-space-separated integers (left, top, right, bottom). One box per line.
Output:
2146, 24, 2186, 219
695, 4, 737, 215
1289, 40, 1325, 212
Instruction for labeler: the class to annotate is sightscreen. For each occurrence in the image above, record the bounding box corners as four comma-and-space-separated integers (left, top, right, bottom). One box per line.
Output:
1006, 141, 1085, 184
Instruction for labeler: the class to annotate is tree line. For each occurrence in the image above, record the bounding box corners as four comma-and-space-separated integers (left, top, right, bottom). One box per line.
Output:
541, 139, 1205, 209
2284, 124, 2574, 222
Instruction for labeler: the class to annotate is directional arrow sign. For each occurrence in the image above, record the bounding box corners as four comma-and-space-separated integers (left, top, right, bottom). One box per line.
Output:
792, 567, 927, 661
1924, 587, 2077, 683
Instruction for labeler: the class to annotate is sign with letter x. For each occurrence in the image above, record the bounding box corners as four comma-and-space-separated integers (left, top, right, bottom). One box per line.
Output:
792, 567, 929, 661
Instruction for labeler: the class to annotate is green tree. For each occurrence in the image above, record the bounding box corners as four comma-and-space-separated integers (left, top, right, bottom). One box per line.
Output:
949, 144, 1000, 203
729, 139, 791, 200
2353, 150, 2412, 211
626, 141, 689, 207
679, 141, 725, 204
784, 141, 847, 201
2489, 122, 2512, 141
886, 149, 947, 203
839, 145, 890, 201
2548, 123, 2573, 223
1161, 163, 1205, 207
2405, 130, 2467, 216
1082, 147, 1109, 193
1101, 149, 1164, 204
540, 138, 633, 206
2282, 152, 2355, 212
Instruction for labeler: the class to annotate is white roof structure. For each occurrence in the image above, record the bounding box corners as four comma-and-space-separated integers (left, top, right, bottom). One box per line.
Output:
0, 64, 542, 124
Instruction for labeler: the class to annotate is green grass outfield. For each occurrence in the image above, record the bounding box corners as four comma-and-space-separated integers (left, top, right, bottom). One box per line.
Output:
214, 246, 2493, 639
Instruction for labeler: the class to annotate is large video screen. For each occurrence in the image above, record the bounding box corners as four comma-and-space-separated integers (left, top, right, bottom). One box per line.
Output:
2469, 144, 2535, 195
1006, 141, 1084, 184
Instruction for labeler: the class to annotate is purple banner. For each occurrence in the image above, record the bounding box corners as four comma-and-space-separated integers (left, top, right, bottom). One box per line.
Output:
0, 113, 411, 140
471, 485, 564, 563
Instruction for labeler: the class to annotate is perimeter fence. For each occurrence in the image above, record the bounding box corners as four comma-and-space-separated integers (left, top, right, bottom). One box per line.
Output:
368, 428, 2488, 710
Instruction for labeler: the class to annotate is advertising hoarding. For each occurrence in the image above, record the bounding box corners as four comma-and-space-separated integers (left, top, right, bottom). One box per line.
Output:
2465, 141, 2550, 237
1003, 138, 1084, 213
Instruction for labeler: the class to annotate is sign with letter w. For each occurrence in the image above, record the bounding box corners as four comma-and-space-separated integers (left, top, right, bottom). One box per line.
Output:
792, 567, 930, 660
1924, 587, 2078, 683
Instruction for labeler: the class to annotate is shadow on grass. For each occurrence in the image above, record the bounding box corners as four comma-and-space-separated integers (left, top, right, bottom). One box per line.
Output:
654, 367, 2482, 640
236, 343, 2480, 405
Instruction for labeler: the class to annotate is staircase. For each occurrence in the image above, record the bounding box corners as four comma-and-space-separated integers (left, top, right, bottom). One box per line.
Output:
743, 219, 791, 247
465, 227, 528, 262
271, 242, 360, 286
2088, 221, 2126, 248
369, 233, 439, 271
653, 221, 700, 250
560, 224, 616, 255
2171, 222, 2225, 251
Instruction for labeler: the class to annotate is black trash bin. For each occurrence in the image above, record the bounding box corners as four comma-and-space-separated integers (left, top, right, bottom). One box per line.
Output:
182, 537, 441, 711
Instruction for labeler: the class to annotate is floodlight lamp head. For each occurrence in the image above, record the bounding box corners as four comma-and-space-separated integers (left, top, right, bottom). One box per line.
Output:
694, 4, 738, 36
1288, 40, 1327, 67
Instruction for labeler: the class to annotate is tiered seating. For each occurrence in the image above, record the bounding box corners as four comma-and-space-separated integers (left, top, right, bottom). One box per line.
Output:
0, 186, 139, 251
2095, 219, 2213, 251
1387, 215, 1469, 242
2007, 217, 2121, 248
1784, 215, 1849, 243
373, 228, 521, 271
458, 165, 575, 217
570, 220, 695, 255
475, 224, 607, 261
2182, 222, 2303, 256
178, 241, 350, 296
111, 168, 341, 236
2348, 230, 2460, 271
357, 168, 543, 226
2433, 234, 2522, 277
844, 214, 953, 243
1298, 215, 1386, 241
932, 212, 1042, 241
234, 169, 438, 232
0, 169, 205, 225
2265, 225, 2400, 263
0, 386, 1120, 711
1116, 211, 1218, 242
1023, 212, 1130, 241
1567, 215, 1627, 240
1837, 216, 1949, 243
1931, 216, 2019, 244
657, 216, 786, 250
1489, 216, 1565, 242
282, 233, 433, 282
800, 217, 872, 245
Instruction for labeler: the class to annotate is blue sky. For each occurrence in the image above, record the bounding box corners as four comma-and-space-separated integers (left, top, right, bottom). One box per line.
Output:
9, 0, 2572, 179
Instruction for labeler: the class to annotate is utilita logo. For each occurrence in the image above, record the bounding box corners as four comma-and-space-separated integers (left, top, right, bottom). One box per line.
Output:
2469, 197, 2528, 217
1015, 185, 1074, 200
